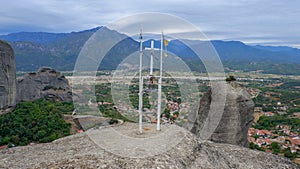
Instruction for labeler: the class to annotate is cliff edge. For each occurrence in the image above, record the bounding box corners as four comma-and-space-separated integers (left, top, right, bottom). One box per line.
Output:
0, 40, 16, 109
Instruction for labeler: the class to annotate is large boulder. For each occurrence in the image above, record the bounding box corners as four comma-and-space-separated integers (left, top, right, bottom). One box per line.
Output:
0, 40, 16, 109
186, 81, 254, 147
16, 67, 72, 102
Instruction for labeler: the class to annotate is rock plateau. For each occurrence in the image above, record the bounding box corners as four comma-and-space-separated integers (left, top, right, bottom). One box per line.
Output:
0, 123, 297, 169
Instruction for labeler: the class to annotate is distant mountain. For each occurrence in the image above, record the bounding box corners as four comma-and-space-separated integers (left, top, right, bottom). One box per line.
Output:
0, 32, 68, 45
1, 27, 300, 74
253, 45, 300, 60
166, 40, 300, 63
142, 39, 300, 74
6, 27, 102, 71
143, 39, 300, 63
0, 27, 101, 44
253, 45, 300, 53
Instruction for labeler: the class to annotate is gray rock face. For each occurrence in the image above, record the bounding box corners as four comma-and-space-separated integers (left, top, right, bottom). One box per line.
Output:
0, 40, 16, 109
0, 123, 297, 168
17, 67, 72, 102
187, 82, 254, 147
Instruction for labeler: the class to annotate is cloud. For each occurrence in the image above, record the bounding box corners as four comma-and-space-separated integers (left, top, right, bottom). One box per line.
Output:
0, 0, 300, 47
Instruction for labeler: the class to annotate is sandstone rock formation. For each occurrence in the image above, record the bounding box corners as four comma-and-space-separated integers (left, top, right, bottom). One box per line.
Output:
186, 81, 254, 147
0, 40, 16, 109
0, 123, 297, 169
16, 67, 72, 102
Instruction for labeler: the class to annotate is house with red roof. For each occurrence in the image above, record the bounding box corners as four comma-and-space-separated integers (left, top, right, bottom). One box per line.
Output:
264, 111, 274, 116
264, 139, 273, 145
256, 130, 271, 137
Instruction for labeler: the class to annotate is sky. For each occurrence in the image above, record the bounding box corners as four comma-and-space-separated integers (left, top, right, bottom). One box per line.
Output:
1, 0, 300, 48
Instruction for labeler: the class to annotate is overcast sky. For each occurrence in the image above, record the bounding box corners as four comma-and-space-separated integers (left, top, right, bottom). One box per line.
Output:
1, 0, 300, 48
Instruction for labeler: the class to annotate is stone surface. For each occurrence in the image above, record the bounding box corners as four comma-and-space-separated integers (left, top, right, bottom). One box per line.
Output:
16, 67, 72, 102
186, 81, 254, 147
0, 40, 16, 109
0, 123, 297, 169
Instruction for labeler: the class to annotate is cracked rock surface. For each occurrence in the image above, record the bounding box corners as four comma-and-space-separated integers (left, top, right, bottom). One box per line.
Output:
0, 40, 16, 109
187, 82, 254, 147
0, 123, 297, 169
16, 67, 72, 102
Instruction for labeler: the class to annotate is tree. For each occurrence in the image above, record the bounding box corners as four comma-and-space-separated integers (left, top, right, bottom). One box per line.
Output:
163, 108, 171, 118
226, 75, 236, 82
271, 142, 280, 154
284, 148, 297, 160
249, 142, 255, 149
253, 134, 259, 140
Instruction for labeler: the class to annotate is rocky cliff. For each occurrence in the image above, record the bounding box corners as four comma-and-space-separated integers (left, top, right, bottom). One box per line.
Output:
16, 67, 72, 102
0, 40, 16, 109
186, 81, 254, 147
0, 123, 297, 169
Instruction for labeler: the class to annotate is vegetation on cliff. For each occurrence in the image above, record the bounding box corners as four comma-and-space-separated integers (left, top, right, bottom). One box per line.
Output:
0, 99, 73, 146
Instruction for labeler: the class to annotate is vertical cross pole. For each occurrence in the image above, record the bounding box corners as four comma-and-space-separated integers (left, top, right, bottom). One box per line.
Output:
157, 32, 163, 131
150, 40, 154, 75
138, 29, 143, 134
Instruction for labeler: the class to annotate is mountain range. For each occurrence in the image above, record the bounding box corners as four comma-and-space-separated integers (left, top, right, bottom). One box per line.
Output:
0, 27, 300, 74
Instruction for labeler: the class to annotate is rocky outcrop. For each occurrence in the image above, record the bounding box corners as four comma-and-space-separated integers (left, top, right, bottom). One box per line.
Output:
16, 67, 72, 102
0, 40, 16, 109
186, 82, 254, 147
0, 123, 297, 168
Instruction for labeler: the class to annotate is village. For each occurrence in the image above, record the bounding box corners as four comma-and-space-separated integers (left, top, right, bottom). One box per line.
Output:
248, 123, 300, 154
241, 74, 300, 164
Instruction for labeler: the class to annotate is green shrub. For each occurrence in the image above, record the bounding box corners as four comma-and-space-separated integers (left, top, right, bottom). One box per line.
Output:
109, 118, 119, 125
226, 75, 236, 81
